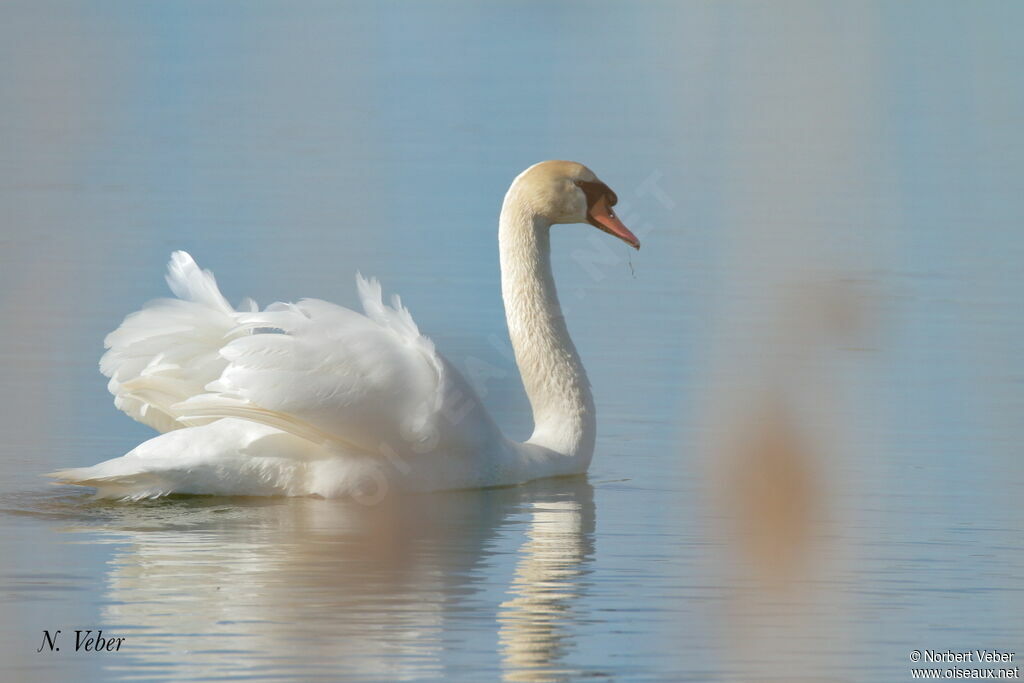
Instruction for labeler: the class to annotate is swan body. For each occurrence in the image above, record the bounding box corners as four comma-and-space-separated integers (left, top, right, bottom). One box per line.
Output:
50, 161, 639, 499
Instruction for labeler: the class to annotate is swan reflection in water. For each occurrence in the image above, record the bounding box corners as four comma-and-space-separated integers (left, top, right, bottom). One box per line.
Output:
60, 477, 595, 681
498, 498, 593, 681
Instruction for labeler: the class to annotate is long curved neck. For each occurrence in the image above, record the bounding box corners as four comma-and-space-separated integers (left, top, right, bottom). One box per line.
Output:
499, 185, 596, 462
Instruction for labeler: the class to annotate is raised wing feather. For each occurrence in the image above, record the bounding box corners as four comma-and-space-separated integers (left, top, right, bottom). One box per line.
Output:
175, 275, 453, 457
101, 252, 248, 432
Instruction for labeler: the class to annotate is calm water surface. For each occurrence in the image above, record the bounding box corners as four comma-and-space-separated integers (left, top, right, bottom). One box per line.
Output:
1, 2, 1022, 681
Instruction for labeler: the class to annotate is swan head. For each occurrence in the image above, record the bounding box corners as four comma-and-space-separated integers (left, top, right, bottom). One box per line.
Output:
510, 160, 640, 250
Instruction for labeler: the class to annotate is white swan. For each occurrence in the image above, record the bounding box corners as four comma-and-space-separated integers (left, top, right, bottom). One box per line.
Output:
50, 161, 639, 499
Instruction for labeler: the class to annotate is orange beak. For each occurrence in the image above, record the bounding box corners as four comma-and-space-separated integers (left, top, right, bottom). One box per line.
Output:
587, 194, 640, 250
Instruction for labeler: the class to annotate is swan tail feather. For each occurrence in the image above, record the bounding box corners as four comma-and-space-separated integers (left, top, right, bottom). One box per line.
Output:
46, 469, 173, 501
46, 421, 371, 500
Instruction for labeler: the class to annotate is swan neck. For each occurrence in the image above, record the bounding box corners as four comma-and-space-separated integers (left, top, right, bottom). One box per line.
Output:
498, 186, 595, 461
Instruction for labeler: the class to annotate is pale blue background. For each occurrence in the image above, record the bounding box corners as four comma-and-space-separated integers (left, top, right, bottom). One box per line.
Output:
1, 2, 1022, 680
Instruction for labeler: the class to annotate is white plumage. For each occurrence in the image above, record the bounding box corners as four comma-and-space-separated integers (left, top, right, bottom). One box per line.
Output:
50, 161, 639, 499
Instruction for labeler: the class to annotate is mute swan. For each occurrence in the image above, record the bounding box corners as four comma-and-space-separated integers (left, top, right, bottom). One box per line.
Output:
50, 161, 640, 499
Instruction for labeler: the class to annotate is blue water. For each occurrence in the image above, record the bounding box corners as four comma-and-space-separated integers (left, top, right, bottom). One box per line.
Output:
1, 2, 1022, 681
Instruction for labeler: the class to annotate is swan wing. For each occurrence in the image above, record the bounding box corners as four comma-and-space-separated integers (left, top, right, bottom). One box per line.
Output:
100, 251, 250, 432
174, 274, 474, 458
